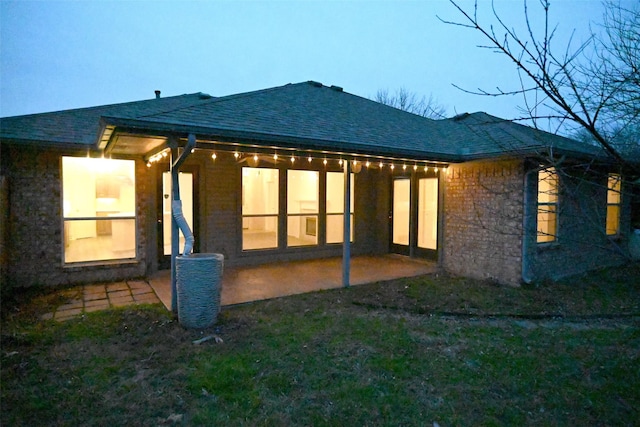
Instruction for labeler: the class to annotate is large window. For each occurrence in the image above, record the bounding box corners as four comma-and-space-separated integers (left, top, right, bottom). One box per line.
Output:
62, 157, 136, 263
288, 170, 319, 246
242, 167, 279, 250
606, 173, 622, 236
537, 167, 558, 243
241, 167, 355, 250
326, 172, 354, 244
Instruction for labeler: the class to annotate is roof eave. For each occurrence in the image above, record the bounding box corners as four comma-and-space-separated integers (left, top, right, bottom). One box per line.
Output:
99, 116, 463, 163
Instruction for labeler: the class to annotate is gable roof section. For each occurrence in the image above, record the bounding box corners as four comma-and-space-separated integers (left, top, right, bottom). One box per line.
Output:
0, 92, 214, 148
442, 112, 607, 160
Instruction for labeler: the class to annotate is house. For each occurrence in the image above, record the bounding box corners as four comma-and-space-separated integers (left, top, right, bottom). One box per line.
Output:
0, 81, 635, 292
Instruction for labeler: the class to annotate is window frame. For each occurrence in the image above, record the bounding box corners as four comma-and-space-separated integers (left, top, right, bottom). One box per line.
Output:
240, 167, 280, 251
606, 173, 622, 237
536, 166, 559, 244
240, 165, 355, 251
61, 156, 137, 265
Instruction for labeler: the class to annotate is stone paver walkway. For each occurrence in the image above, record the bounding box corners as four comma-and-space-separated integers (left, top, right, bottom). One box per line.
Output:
41, 280, 161, 322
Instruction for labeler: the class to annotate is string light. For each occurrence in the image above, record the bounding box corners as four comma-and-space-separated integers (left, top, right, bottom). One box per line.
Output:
339, 159, 343, 166
323, 159, 328, 166
390, 164, 395, 170
379, 161, 384, 168
253, 154, 258, 162
290, 156, 295, 163
366, 160, 371, 168
273, 153, 278, 160
424, 165, 428, 172
211, 153, 217, 160
402, 164, 407, 171
413, 165, 418, 171
308, 156, 312, 163
234, 152, 240, 159
147, 148, 170, 166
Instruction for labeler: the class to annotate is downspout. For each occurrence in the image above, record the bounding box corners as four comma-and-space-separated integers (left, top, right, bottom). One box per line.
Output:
342, 160, 352, 287
522, 166, 535, 284
170, 134, 196, 312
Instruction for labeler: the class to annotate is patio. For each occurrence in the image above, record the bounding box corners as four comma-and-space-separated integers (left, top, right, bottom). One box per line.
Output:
42, 255, 437, 321
149, 254, 438, 309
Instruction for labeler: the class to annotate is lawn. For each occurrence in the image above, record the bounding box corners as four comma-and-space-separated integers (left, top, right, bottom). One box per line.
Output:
2, 264, 639, 426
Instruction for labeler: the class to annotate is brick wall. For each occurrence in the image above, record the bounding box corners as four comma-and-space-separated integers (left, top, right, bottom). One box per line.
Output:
443, 159, 525, 285
522, 163, 630, 282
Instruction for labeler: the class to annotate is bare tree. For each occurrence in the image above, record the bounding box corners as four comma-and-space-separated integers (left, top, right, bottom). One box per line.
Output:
375, 87, 447, 119
439, 0, 639, 171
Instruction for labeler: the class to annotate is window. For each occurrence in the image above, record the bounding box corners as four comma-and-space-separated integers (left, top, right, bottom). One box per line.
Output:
242, 167, 279, 250
606, 173, 622, 236
537, 167, 558, 243
287, 170, 319, 246
62, 157, 136, 263
326, 172, 354, 244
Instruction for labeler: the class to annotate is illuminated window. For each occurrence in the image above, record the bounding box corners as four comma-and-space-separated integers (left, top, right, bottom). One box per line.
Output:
606, 174, 622, 236
242, 167, 279, 250
326, 172, 354, 244
537, 167, 558, 243
287, 170, 319, 246
62, 157, 136, 263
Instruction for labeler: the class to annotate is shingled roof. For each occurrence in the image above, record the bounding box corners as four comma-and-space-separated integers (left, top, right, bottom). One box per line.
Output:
0, 92, 214, 148
1, 81, 607, 162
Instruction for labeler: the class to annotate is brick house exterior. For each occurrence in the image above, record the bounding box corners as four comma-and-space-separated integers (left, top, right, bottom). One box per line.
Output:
0, 82, 634, 291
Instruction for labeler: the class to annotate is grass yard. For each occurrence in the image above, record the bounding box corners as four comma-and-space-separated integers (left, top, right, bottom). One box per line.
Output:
2, 264, 639, 426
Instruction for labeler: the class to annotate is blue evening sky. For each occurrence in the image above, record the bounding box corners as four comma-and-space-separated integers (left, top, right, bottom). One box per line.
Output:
0, 0, 610, 123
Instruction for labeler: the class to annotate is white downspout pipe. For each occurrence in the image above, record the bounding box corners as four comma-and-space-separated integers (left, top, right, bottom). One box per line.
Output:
170, 134, 196, 312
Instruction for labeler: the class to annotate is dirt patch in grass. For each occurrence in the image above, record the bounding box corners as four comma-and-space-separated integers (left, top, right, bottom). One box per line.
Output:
2, 263, 639, 425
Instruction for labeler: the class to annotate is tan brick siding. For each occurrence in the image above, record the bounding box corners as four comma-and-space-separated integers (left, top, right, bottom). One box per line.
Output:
443, 159, 525, 285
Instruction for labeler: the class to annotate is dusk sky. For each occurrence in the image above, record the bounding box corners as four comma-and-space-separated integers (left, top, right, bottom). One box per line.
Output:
1, 0, 612, 124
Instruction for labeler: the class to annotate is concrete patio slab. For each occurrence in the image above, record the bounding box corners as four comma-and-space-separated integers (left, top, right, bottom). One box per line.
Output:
149, 254, 438, 310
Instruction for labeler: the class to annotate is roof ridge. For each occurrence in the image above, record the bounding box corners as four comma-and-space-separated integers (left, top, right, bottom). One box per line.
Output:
132, 82, 313, 120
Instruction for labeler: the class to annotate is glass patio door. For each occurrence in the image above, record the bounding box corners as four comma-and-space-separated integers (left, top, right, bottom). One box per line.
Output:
391, 177, 411, 255
390, 175, 439, 259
